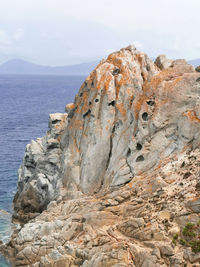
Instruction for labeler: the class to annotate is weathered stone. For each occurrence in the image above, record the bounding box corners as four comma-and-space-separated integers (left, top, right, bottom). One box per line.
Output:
13, 112, 67, 217
60, 222, 82, 241
158, 211, 171, 221
151, 248, 161, 259
183, 247, 200, 263
65, 103, 76, 113
186, 198, 200, 213
141, 255, 157, 267
160, 245, 174, 257
155, 55, 173, 70
168, 226, 180, 236
4, 45, 200, 267
117, 218, 145, 237
14, 45, 200, 217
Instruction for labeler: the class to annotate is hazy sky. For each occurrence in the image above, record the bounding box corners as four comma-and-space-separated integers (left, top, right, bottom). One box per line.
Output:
0, 0, 199, 65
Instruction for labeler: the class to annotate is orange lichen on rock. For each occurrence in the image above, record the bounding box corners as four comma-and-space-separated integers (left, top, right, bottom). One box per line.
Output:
155, 158, 170, 171
184, 110, 200, 123
163, 76, 183, 92
143, 68, 176, 93
104, 73, 113, 91
71, 119, 83, 129
80, 91, 89, 113
85, 71, 96, 88
65, 103, 75, 110
116, 103, 127, 117
136, 54, 143, 66
71, 136, 80, 153
96, 65, 113, 91
133, 94, 148, 121
9, 45, 200, 267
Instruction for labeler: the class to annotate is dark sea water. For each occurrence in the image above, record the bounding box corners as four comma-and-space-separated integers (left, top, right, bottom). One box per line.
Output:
0, 74, 85, 266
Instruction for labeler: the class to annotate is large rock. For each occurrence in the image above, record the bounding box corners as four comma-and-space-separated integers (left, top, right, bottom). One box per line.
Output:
3, 148, 200, 266
61, 46, 200, 195
13, 113, 67, 218
6, 44, 200, 267
13, 45, 200, 217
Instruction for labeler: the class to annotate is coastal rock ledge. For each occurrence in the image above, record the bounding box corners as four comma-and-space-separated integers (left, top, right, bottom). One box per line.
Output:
2, 45, 200, 266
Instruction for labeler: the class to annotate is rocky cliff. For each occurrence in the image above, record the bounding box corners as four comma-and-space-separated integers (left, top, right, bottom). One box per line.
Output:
2, 45, 200, 266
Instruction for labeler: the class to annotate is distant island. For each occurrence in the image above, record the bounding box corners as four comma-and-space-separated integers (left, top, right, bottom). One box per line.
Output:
0, 58, 199, 76
0, 59, 99, 76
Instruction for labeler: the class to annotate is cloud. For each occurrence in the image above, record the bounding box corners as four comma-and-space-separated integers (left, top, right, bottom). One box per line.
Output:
13, 28, 24, 41
0, 29, 11, 45
133, 41, 143, 50
0, 0, 199, 64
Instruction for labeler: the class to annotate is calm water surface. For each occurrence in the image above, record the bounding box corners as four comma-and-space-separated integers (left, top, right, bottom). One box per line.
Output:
0, 74, 85, 266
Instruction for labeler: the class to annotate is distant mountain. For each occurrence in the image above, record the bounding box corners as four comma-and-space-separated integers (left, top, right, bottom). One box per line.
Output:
0, 59, 99, 75
188, 58, 200, 67
1, 57, 199, 76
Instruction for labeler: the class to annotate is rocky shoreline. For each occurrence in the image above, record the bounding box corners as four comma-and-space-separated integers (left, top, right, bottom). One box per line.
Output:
1, 45, 200, 266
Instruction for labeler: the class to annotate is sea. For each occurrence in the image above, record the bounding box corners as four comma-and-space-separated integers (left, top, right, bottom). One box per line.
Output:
0, 74, 85, 266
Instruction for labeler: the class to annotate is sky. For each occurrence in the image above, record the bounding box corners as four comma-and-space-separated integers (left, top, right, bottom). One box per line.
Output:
0, 0, 199, 65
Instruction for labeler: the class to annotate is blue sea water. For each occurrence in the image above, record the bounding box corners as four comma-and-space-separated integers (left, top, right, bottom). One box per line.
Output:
0, 74, 85, 266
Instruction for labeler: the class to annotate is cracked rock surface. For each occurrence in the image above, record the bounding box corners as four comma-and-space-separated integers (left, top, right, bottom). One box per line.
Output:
2, 45, 200, 266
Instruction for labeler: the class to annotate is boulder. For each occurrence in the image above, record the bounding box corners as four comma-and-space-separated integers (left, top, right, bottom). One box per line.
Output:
186, 198, 200, 213
155, 55, 173, 70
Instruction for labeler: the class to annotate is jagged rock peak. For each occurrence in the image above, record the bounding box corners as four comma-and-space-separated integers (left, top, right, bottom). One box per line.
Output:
13, 45, 200, 219
61, 45, 159, 195
61, 45, 199, 195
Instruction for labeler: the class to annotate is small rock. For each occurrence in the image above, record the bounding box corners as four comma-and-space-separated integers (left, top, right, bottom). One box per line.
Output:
141, 256, 157, 267
184, 247, 200, 263
169, 226, 180, 236
152, 248, 161, 259
155, 55, 173, 70
160, 245, 174, 256
186, 198, 200, 213
65, 103, 75, 113
117, 218, 145, 237
158, 211, 171, 221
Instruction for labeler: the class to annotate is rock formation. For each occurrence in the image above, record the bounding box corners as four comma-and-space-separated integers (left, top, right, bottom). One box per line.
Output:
1, 45, 200, 266
13, 113, 68, 221
154, 55, 173, 70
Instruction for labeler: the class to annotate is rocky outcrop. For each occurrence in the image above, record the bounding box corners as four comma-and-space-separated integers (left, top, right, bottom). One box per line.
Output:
61, 48, 199, 196
2, 45, 200, 266
14, 45, 200, 214
13, 113, 67, 221
3, 148, 200, 266
61, 45, 158, 194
